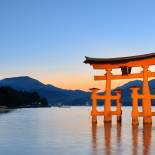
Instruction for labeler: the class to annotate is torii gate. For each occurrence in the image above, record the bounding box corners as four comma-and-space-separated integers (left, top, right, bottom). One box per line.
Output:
84, 52, 155, 125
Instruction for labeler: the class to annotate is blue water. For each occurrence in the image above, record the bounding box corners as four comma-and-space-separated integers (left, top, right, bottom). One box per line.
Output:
0, 107, 154, 155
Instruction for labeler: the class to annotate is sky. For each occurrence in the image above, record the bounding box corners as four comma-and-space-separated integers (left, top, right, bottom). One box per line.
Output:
1, 0, 155, 91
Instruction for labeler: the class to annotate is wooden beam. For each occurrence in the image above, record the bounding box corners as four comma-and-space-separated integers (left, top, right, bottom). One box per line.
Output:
96, 95, 118, 100
96, 111, 104, 115
96, 111, 117, 116
94, 72, 155, 81
92, 57, 155, 69
96, 95, 105, 100
151, 95, 155, 99
138, 112, 143, 117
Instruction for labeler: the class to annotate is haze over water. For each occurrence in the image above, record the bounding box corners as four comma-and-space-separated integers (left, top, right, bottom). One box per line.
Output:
0, 107, 154, 155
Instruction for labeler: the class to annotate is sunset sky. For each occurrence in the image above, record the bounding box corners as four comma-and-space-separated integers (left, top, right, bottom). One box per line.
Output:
1, 0, 155, 90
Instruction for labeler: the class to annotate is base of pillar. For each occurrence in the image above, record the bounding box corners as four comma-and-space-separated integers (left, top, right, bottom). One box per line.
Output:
143, 116, 152, 124
104, 115, 112, 123
104, 122, 112, 128
117, 116, 122, 123
92, 116, 97, 124
132, 118, 139, 125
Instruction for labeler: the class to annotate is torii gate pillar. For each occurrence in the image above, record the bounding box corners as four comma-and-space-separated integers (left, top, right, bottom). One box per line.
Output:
142, 65, 152, 124
104, 67, 112, 122
90, 88, 99, 124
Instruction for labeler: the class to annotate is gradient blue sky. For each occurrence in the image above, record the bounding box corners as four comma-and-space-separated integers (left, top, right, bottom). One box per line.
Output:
1, 0, 155, 90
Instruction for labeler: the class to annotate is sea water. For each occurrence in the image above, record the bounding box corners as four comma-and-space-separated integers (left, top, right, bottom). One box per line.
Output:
0, 107, 154, 155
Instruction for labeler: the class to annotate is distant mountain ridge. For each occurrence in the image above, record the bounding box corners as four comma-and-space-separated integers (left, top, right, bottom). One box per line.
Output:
0, 76, 90, 106
115, 79, 155, 105
1, 76, 155, 106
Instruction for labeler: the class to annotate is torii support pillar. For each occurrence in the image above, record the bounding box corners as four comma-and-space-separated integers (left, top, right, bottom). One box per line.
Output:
104, 68, 112, 123
114, 89, 122, 123
130, 86, 140, 125
90, 88, 100, 124
142, 65, 152, 124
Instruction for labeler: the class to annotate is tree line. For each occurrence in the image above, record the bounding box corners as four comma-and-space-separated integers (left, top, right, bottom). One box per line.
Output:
0, 87, 48, 108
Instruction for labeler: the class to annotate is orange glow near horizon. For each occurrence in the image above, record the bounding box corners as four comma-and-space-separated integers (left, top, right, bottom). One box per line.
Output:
39, 67, 148, 91
0, 72, 130, 91
40, 75, 132, 91
2, 65, 155, 91
17, 67, 155, 91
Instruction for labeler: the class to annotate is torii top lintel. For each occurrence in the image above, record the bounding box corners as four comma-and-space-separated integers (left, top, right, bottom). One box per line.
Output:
84, 52, 155, 70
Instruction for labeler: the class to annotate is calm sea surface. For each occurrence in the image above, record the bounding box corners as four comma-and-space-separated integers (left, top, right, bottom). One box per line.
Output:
0, 107, 155, 155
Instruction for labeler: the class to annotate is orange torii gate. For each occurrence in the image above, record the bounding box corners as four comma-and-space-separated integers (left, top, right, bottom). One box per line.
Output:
84, 53, 155, 125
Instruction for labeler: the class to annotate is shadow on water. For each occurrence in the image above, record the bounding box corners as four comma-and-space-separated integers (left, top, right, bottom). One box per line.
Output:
0, 107, 14, 115
91, 123, 152, 155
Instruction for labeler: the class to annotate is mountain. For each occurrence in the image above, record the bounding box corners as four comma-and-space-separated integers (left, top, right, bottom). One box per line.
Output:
115, 79, 155, 105
0, 76, 90, 106
0, 76, 155, 106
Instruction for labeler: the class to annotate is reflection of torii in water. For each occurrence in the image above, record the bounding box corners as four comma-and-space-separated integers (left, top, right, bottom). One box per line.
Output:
132, 124, 152, 155
91, 123, 152, 155
84, 52, 155, 124
91, 123, 121, 155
